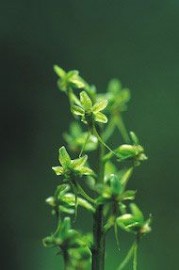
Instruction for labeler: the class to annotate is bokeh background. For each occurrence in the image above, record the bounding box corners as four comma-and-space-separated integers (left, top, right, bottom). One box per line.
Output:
1, 0, 179, 269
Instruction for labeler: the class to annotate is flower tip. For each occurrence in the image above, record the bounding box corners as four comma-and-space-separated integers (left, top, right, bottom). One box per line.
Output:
53, 65, 66, 78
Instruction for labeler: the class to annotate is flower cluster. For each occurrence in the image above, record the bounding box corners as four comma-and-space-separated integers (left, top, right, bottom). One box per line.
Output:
117, 203, 152, 237
43, 66, 152, 270
96, 170, 135, 205
52, 146, 94, 180
43, 217, 92, 269
72, 91, 108, 126
54, 65, 85, 92
64, 122, 98, 152
46, 184, 95, 215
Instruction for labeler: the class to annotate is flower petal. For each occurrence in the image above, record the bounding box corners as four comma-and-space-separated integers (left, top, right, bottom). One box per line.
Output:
95, 112, 108, 123
80, 91, 92, 110
54, 65, 66, 78
79, 166, 94, 175
92, 99, 108, 113
70, 76, 86, 89
130, 203, 144, 223
71, 105, 84, 116
52, 166, 64, 175
71, 155, 88, 169
59, 147, 71, 168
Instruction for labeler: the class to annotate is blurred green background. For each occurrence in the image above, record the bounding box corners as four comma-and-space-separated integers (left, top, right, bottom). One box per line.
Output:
1, 0, 179, 269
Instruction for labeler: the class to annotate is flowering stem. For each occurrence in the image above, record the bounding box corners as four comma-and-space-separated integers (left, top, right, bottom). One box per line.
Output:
133, 241, 138, 270
62, 249, 71, 270
102, 117, 116, 142
92, 128, 105, 270
93, 126, 118, 158
117, 242, 135, 270
115, 114, 130, 143
79, 132, 90, 157
76, 182, 96, 204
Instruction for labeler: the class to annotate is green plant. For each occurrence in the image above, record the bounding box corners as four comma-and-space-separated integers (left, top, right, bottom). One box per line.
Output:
43, 66, 152, 270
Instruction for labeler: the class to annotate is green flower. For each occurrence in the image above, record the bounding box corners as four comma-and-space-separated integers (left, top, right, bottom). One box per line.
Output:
97, 171, 135, 205
116, 131, 147, 165
71, 91, 108, 125
52, 146, 94, 179
54, 65, 85, 92
68, 234, 92, 269
43, 217, 92, 269
46, 184, 95, 215
117, 203, 152, 237
69, 246, 91, 269
43, 217, 85, 249
106, 79, 131, 113
64, 122, 98, 152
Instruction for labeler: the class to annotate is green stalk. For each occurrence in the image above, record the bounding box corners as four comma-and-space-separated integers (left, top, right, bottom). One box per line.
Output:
79, 132, 90, 157
92, 128, 105, 270
117, 241, 138, 270
93, 126, 118, 157
133, 242, 138, 270
102, 117, 116, 142
117, 243, 135, 270
115, 115, 130, 143
76, 182, 96, 204
62, 249, 71, 270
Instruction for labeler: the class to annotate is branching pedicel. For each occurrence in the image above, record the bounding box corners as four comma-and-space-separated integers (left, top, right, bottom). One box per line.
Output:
43, 66, 152, 270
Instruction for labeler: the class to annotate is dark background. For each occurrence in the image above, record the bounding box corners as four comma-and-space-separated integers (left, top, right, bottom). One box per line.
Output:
1, 0, 179, 269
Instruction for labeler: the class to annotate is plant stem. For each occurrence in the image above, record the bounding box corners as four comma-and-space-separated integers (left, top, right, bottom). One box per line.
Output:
79, 132, 90, 157
63, 249, 71, 270
92, 128, 105, 270
117, 243, 135, 270
115, 115, 130, 143
93, 126, 118, 157
102, 117, 116, 142
133, 241, 138, 270
76, 182, 96, 204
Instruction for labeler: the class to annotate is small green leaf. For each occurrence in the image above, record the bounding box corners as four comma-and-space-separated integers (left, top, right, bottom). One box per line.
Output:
107, 79, 122, 94
130, 203, 144, 223
59, 146, 71, 168
80, 91, 92, 110
71, 155, 88, 169
52, 166, 64, 175
109, 174, 123, 195
46, 196, 56, 206
54, 65, 66, 78
130, 131, 139, 145
71, 105, 84, 116
92, 99, 108, 113
120, 190, 136, 201
120, 167, 133, 186
95, 112, 108, 123
79, 167, 94, 175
